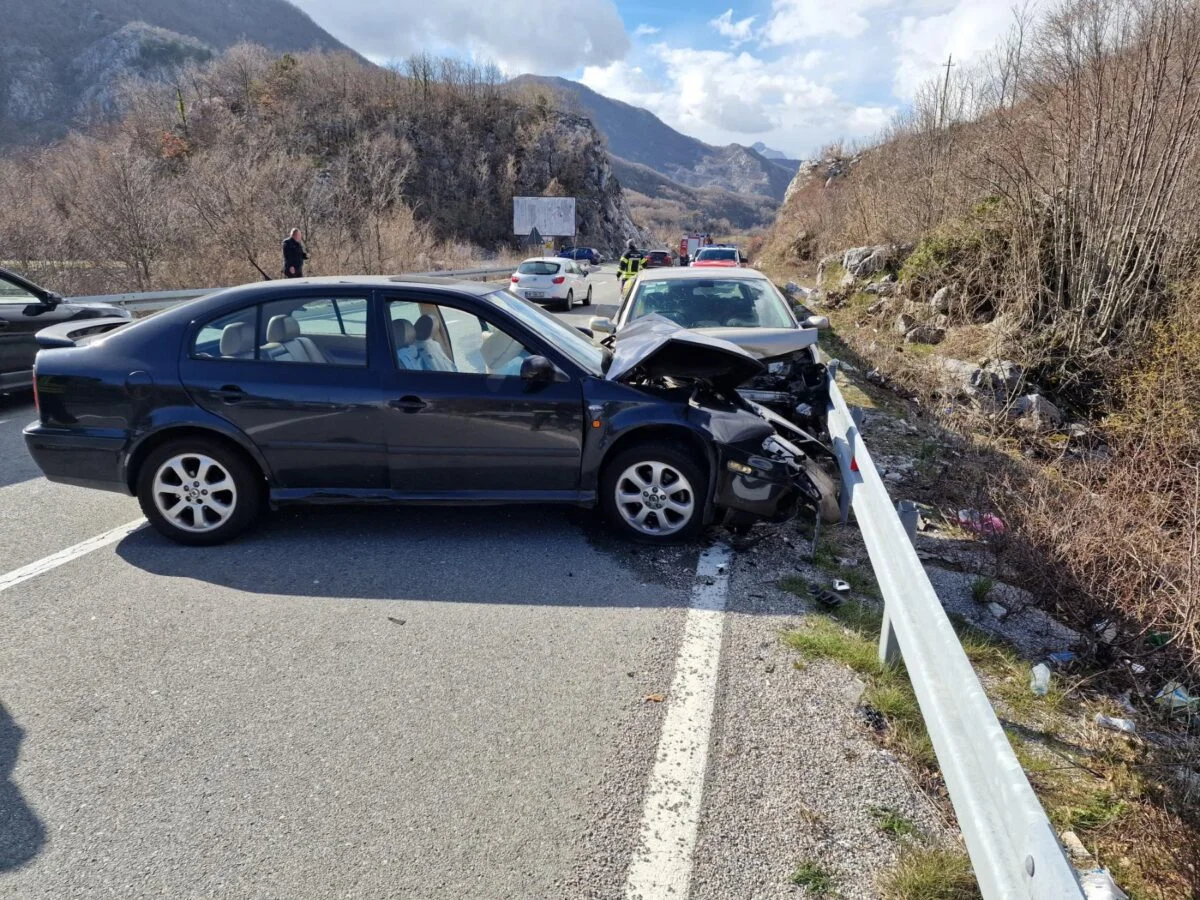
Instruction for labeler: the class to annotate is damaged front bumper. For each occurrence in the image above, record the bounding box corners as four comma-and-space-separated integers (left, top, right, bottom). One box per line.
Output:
712, 432, 827, 526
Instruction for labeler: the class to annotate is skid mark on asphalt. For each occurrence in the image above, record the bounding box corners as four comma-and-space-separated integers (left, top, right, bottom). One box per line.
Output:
624, 542, 731, 900
0, 518, 145, 593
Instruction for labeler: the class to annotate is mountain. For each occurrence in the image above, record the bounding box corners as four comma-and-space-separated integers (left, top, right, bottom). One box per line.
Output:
611, 157, 778, 232
510, 74, 799, 204
752, 141, 793, 163
0, 0, 357, 144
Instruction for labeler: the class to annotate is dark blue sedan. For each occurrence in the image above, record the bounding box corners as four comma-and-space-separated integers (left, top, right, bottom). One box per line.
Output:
558, 247, 601, 265
24, 277, 837, 545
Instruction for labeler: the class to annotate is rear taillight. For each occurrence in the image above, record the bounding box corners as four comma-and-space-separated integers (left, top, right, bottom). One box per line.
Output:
552, 276, 565, 284
32, 373, 39, 416
511, 275, 519, 283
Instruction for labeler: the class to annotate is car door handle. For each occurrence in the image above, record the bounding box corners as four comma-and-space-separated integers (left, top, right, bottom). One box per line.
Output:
212, 385, 246, 403
389, 395, 427, 413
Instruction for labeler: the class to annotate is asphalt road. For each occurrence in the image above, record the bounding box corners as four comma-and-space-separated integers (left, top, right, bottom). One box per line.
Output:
0, 269, 701, 899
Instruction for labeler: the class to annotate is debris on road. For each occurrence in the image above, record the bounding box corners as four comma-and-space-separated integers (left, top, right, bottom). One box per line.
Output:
1094, 713, 1136, 734
643, 693, 666, 703
387, 616, 406, 626
1030, 664, 1051, 697
1155, 681, 1199, 717
957, 508, 1006, 536
1079, 868, 1129, 900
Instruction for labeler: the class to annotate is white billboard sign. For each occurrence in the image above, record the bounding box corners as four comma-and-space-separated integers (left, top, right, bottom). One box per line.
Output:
513, 196, 576, 237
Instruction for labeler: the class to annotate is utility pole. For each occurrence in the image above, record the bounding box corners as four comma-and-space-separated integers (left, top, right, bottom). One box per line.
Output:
938, 54, 955, 130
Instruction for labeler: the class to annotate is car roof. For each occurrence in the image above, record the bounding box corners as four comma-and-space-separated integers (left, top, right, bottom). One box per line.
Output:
636, 267, 767, 283
519, 257, 566, 264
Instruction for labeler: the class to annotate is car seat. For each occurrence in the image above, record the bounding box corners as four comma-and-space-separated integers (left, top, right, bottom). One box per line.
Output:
393, 318, 419, 369
412, 315, 455, 372
219, 322, 255, 359
263, 315, 327, 363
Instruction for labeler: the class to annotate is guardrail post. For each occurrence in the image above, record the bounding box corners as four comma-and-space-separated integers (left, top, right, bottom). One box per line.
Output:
897, 500, 919, 542
878, 500, 918, 668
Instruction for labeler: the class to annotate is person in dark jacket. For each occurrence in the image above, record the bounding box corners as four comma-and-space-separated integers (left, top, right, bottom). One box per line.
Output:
282, 228, 308, 278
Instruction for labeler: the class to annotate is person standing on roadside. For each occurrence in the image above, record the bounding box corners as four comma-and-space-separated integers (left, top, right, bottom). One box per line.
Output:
282, 228, 308, 278
618, 240, 642, 290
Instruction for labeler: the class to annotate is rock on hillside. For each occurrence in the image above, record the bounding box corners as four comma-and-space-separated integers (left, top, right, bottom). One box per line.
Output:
782, 155, 860, 206
520, 112, 646, 252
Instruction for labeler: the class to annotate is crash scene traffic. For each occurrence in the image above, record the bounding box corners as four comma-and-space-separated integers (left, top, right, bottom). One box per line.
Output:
3, 2, 1194, 898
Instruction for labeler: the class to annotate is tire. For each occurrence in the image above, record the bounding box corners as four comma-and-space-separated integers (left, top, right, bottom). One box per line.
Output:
584, 286, 593, 306
137, 437, 263, 545
801, 457, 842, 524
562, 290, 574, 312
600, 442, 706, 543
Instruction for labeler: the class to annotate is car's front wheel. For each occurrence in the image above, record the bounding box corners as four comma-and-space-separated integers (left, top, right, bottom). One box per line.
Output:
137, 438, 263, 545
600, 443, 706, 543
801, 457, 842, 524
584, 286, 593, 305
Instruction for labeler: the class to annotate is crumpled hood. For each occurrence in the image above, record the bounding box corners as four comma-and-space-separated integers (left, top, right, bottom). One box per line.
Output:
693, 326, 817, 361
606, 314, 765, 390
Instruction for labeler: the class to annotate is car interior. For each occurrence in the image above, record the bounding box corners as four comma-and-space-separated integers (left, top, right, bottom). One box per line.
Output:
632, 282, 763, 328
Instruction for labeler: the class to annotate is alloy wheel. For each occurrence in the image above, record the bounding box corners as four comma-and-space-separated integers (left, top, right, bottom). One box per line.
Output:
614, 461, 695, 537
152, 453, 238, 533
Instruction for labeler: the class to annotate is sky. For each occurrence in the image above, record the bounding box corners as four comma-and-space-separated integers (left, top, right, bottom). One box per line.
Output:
289, 0, 1025, 159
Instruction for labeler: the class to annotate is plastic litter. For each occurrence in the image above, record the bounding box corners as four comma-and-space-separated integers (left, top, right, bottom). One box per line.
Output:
1155, 682, 1200, 716
1030, 664, 1051, 697
957, 508, 1006, 536
1094, 713, 1136, 734
1079, 868, 1128, 900
833, 579, 851, 592
1048, 650, 1075, 666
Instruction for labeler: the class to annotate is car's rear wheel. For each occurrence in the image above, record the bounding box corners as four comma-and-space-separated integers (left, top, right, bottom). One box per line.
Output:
561, 290, 574, 312
801, 457, 842, 524
137, 438, 263, 545
600, 443, 706, 543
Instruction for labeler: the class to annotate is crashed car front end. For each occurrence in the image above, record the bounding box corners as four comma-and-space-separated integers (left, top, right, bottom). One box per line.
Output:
606, 315, 839, 529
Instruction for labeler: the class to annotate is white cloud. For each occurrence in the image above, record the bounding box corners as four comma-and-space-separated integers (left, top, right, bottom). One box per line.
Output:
763, 0, 895, 44
584, 47, 883, 155
710, 9, 758, 46
891, 0, 1021, 99
291, 0, 629, 73
633, 24, 660, 37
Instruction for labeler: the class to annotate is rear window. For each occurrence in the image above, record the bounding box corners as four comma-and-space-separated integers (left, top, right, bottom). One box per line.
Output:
517, 261, 561, 275
696, 248, 738, 261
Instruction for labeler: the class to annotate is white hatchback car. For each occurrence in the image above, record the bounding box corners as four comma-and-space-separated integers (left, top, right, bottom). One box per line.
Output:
509, 257, 593, 312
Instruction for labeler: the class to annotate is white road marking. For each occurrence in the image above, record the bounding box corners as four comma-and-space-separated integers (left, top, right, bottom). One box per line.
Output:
0, 518, 146, 594
624, 543, 732, 900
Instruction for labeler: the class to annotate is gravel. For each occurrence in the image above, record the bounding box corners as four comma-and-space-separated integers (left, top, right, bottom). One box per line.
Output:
688, 532, 950, 900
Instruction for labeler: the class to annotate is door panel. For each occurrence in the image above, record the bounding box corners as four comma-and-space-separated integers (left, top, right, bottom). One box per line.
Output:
179, 297, 387, 491
381, 296, 584, 495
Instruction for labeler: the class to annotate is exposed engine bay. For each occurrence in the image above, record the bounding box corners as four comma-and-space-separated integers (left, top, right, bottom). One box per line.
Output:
605, 315, 841, 527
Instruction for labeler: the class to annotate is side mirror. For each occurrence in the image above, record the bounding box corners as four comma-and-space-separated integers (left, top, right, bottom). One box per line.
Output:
520, 355, 557, 382
589, 316, 615, 334
802, 315, 830, 331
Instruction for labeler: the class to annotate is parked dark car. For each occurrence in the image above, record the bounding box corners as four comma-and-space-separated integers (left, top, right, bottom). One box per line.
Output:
0, 267, 131, 392
558, 247, 601, 265
642, 251, 674, 269
24, 277, 839, 545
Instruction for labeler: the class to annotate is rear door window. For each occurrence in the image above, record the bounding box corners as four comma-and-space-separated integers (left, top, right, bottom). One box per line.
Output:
517, 261, 561, 276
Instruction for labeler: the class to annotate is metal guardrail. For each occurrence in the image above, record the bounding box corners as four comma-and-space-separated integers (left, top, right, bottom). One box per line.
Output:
825, 369, 1084, 900
66, 266, 519, 314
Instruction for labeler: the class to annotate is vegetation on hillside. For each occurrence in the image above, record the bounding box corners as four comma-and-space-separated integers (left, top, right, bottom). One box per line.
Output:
764, 0, 1200, 679
0, 48, 635, 294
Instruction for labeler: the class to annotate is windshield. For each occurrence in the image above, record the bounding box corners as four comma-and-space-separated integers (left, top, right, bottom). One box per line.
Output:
626, 278, 795, 329
486, 290, 607, 374
517, 261, 561, 275
695, 248, 737, 261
